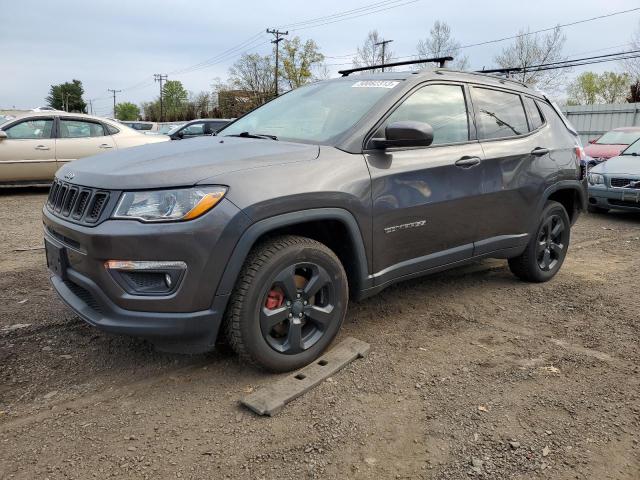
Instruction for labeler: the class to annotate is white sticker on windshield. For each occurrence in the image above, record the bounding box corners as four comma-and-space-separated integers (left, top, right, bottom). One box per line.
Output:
352, 80, 399, 88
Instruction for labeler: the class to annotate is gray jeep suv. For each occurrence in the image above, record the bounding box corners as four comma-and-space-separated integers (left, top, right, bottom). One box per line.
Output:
43, 66, 587, 371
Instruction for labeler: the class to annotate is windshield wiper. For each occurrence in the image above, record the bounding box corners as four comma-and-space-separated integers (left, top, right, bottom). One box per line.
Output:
228, 131, 278, 140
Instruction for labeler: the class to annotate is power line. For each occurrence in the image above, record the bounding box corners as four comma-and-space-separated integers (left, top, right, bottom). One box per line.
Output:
479, 50, 640, 75
458, 7, 640, 50
323, 7, 640, 67
277, 0, 412, 29
287, 0, 421, 32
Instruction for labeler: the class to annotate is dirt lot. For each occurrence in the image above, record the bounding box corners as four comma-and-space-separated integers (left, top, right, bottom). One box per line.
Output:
0, 189, 638, 480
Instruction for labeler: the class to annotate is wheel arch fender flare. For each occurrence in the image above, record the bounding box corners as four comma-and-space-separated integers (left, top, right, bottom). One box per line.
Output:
215, 208, 372, 297
535, 180, 587, 226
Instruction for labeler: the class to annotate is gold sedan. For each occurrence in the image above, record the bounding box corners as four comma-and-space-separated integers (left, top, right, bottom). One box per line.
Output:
0, 112, 169, 185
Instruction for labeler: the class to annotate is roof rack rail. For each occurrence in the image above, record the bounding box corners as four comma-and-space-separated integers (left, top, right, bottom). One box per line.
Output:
338, 56, 453, 76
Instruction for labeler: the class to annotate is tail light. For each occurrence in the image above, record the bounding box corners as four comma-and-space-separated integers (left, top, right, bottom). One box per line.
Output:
575, 145, 587, 180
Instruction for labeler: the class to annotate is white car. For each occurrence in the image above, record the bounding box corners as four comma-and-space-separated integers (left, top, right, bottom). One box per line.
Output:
0, 112, 169, 185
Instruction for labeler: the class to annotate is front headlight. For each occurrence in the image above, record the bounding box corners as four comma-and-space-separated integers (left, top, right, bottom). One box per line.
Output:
587, 173, 605, 186
113, 186, 227, 222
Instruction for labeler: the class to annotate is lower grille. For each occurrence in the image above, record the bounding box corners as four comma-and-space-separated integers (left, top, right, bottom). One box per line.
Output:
65, 280, 103, 314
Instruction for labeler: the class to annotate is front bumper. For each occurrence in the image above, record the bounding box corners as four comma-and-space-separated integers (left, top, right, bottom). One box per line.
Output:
43, 198, 251, 352
588, 187, 640, 212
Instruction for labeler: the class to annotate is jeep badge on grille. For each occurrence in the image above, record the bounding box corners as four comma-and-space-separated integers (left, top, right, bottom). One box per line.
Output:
64, 172, 75, 180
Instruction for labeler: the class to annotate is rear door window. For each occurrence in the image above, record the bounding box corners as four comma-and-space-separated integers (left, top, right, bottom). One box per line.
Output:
523, 97, 544, 131
472, 88, 528, 140
59, 119, 106, 138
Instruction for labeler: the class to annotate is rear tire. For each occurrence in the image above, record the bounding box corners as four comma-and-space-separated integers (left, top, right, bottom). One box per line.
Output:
587, 205, 609, 214
508, 201, 570, 283
224, 235, 348, 372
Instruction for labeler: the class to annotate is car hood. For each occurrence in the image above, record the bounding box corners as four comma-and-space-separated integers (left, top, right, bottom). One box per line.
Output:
591, 155, 640, 175
584, 143, 626, 159
57, 136, 320, 190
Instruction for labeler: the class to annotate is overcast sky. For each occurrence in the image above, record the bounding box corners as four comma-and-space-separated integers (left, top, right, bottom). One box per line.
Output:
1, 0, 638, 114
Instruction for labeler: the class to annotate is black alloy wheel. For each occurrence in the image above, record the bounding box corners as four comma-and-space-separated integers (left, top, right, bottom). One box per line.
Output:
260, 262, 337, 355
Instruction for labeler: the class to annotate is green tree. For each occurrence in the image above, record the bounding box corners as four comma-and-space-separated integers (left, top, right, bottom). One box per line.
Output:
46, 79, 87, 112
281, 37, 324, 89
566, 72, 601, 105
567, 71, 631, 105
114, 102, 140, 121
162, 80, 188, 120
599, 72, 630, 104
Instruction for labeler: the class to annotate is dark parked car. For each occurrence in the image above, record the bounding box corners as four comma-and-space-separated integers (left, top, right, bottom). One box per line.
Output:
168, 119, 231, 140
43, 67, 586, 371
587, 138, 640, 213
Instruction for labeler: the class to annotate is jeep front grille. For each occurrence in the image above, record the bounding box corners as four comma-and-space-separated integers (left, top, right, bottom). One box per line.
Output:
47, 179, 111, 225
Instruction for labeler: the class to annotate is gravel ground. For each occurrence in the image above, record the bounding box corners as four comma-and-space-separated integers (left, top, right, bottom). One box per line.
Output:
0, 188, 638, 480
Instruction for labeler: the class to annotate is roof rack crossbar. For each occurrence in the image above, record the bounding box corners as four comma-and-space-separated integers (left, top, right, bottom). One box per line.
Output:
338, 56, 454, 76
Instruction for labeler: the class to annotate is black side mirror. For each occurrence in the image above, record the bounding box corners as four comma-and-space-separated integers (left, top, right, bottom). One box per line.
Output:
370, 121, 434, 149
0, 131, 7, 141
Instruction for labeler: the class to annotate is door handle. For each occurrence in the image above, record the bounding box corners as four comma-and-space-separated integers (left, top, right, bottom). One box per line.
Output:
99, 144, 113, 149
34, 145, 50, 151
531, 147, 550, 157
455, 156, 481, 168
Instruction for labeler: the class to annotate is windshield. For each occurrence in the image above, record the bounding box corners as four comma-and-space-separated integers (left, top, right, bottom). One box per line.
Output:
595, 130, 640, 145
159, 123, 184, 134
622, 138, 640, 155
219, 79, 402, 143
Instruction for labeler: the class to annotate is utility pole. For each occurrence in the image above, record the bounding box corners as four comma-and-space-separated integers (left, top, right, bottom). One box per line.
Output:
88, 99, 93, 115
266, 28, 288, 97
374, 39, 393, 72
107, 89, 121, 118
154, 74, 168, 122
63, 93, 71, 112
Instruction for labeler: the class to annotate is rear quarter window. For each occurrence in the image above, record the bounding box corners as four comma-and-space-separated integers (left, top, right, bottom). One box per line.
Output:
523, 97, 544, 131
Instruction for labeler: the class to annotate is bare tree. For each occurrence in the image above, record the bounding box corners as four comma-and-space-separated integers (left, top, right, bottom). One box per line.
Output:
352, 30, 394, 72
416, 20, 469, 70
493, 26, 568, 92
228, 53, 275, 106
621, 20, 640, 81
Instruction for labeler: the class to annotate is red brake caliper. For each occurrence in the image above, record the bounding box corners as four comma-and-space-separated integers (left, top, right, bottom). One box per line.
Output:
265, 289, 285, 310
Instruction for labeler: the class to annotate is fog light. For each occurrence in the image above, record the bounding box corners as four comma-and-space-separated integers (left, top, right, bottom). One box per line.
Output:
104, 260, 186, 295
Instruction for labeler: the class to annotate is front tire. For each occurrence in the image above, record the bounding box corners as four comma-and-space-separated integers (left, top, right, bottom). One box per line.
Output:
224, 235, 348, 372
508, 201, 571, 283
